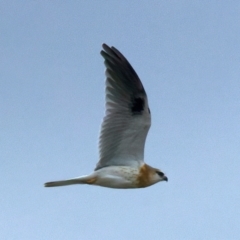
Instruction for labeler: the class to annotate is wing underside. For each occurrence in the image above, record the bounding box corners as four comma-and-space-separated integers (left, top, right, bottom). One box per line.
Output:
95, 44, 151, 170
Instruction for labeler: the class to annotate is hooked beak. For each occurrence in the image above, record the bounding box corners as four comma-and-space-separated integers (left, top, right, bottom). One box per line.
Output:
163, 176, 168, 182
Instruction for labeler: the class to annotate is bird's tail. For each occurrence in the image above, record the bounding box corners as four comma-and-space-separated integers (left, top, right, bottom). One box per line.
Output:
44, 176, 91, 187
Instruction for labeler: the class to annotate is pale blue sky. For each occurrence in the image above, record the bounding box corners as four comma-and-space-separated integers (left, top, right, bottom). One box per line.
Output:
1, 1, 240, 239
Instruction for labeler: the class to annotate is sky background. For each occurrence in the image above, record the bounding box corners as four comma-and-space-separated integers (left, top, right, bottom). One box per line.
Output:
1, 1, 240, 239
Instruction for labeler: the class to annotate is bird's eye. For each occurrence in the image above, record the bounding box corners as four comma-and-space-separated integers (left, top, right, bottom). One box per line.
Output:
157, 171, 164, 177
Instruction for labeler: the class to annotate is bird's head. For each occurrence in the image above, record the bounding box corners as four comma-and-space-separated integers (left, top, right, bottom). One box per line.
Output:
137, 164, 168, 187
154, 169, 168, 182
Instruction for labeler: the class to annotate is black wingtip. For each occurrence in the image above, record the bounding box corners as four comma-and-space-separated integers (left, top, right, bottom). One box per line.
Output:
102, 43, 111, 51
100, 43, 110, 57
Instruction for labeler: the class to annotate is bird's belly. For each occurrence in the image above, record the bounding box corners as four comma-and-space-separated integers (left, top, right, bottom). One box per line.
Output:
93, 166, 139, 189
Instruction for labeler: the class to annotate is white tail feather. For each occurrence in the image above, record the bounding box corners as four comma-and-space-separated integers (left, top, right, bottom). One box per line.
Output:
44, 176, 89, 187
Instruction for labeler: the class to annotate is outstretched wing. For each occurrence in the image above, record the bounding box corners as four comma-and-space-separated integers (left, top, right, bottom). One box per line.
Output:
95, 44, 151, 170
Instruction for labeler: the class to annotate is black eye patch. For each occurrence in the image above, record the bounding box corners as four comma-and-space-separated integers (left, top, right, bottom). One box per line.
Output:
157, 171, 164, 177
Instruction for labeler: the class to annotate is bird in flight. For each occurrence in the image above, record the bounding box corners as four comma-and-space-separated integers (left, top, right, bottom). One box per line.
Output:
44, 43, 167, 189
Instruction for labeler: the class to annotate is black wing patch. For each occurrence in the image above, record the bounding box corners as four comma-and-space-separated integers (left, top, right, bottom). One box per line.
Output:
131, 97, 145, 114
